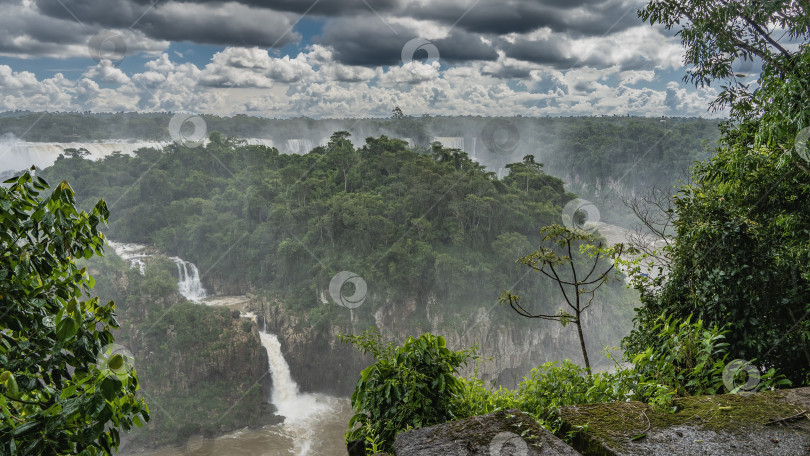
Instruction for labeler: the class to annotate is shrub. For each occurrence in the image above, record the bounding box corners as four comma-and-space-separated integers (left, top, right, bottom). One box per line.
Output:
340, 329, 473, 454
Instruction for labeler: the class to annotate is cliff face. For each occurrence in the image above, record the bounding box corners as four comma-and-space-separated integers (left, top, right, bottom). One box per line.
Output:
258, 291, 628, 396
91, 260, 276, 451
262, 301, 371, 396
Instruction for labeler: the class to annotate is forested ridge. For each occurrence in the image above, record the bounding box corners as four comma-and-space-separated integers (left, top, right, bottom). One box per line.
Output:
8, 113, 721, 228
38, 131, 639, 333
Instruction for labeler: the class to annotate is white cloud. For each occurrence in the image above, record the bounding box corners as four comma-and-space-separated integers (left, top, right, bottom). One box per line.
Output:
83, 60, 131, 84
0, 44, 722, 118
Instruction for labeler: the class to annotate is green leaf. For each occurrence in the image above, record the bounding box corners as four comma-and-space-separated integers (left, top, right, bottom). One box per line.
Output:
11, 421, 39, 437
101, 377, 121, 401
55, 317, 79, 341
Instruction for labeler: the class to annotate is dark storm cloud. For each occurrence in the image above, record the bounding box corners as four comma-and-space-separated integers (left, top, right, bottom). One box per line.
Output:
403, 0, 640, 36
20, 0, 653, 71
88, 0, 403, 16
482, 65, 533, 79
502, 37, 577, 69
34, 0, 300, 48
0, 5, 86, 55
320, 18, 498, 66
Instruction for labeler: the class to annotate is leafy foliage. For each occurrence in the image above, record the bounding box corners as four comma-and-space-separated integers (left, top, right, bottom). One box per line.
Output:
341, 329, 473, 454
0, 172, 148, 455
630, 0, 810, 386
455, 316, 787, 434
639, 0, 810, 114
38, 134, 607, 323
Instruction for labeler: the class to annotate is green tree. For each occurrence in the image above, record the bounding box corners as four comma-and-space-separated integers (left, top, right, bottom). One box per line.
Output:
628, 0, 810, 384
0, 171, 148, 455
500, 225, 625, 372
326, 131, 356, 192
639, 0, 809, 115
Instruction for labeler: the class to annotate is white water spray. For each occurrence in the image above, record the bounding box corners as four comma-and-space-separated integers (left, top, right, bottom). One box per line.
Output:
286, 139, 315, 155
170, 257, 207, 302
432, 136, 465, 151
0, 135, 171, 172
259, 332, 339, 456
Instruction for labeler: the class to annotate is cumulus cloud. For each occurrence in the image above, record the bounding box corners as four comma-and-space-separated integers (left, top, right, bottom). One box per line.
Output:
83, 60, 130, 83
0, 0, 724, 118
0, 45, 722, 118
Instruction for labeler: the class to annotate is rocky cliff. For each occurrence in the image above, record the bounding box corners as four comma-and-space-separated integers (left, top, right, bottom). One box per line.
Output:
256, 289, 630, 396
87, 256, 277, 452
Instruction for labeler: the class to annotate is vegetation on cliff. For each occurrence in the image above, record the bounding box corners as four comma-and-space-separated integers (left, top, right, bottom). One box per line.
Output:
83, 252, 269, 449
37, 131, 639, 347
343, 0, 810, 453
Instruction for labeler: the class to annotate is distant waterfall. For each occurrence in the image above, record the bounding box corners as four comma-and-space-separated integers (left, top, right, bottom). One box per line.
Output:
240, 138, 275, 147
170, 257, 207, 302
432, 136, 465, 151
0, 136, 171, 172
108, 242, 149, 275
286, 139, 314, 154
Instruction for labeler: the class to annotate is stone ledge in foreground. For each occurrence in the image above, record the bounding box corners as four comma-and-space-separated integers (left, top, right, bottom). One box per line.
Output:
393, 408, 582, 455
559, 386, 810, 456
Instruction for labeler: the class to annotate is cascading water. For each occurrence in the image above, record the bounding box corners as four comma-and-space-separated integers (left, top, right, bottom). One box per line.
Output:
259, 332, 342, 456
286, 139, 314, 154
0, 135, 172, 172
108, 240, 208, 302
170, 257, 207, 302
108, 241, 150, 275
432, 136, 465, 151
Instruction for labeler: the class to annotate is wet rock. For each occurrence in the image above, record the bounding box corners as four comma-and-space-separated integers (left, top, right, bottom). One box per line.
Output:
393, 409, 581, 455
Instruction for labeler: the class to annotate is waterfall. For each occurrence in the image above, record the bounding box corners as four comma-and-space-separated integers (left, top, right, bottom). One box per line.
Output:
259, 331, 341, 456
259, 332, 330, 422
0, 135, 323, 172
432, 136, 465, 151
286, 139, 314, 154
0, 135, 171, 172
108, 241, 149, 275
240, 138, 275, 148
170, 257, 207, 302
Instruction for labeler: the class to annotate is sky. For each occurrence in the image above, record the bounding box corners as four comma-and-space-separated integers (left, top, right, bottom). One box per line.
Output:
0, 0, 750, 118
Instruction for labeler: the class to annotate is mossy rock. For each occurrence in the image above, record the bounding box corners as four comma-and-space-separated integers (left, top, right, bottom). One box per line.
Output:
559, 387, 810, 455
